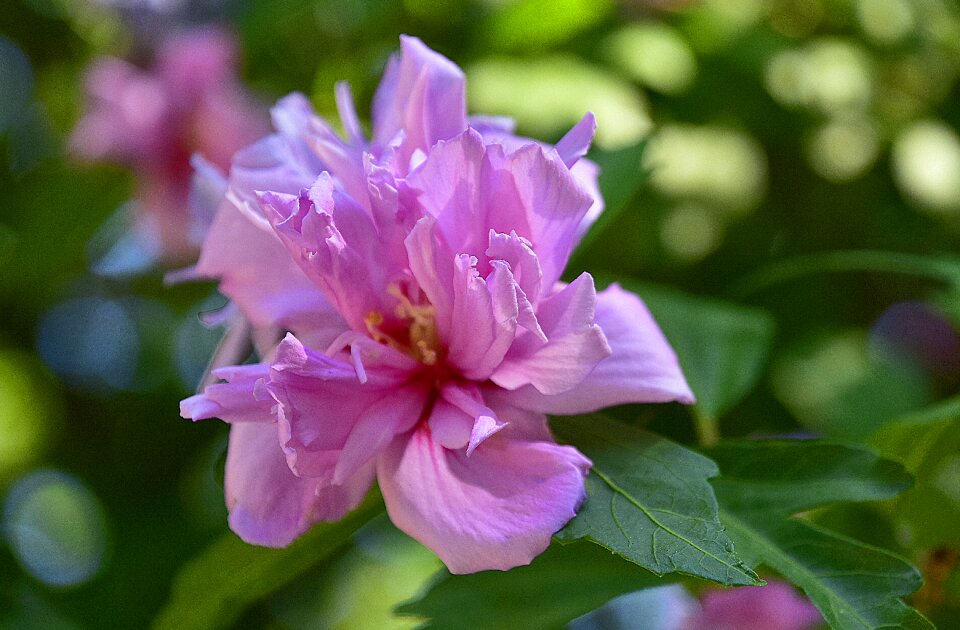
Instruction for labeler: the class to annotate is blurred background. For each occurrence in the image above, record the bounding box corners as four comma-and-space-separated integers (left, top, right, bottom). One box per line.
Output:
2, 0, 960, 627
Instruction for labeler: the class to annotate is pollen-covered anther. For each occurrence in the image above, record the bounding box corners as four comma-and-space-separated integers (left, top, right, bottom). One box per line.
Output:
364, 285, 442, 366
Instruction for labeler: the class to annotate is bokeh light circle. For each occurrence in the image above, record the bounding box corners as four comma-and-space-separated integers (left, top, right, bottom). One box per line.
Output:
4, 469, 108, 587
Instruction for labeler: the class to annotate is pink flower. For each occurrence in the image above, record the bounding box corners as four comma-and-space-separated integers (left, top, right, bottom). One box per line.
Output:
684, 580, 823, 630
71, 27, 266, 262
181, 36, 693, 573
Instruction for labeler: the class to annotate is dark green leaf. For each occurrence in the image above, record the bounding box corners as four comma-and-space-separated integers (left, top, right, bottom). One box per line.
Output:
616, 281, 776, 420
397, 541, 666, 630
722, 517, 931, 630
709, 440, 912, 516
552, 415, 760, 586
711, 440, 931, 630
152, 493, 384, 630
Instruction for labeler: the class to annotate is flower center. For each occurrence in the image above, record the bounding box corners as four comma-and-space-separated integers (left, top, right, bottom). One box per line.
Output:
364, 285, 442, 366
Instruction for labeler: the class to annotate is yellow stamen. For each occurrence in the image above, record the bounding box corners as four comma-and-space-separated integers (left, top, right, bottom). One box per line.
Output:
366, 285, 442, 365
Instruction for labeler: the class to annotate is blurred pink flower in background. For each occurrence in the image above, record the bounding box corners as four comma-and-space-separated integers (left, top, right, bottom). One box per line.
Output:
181, 36, 693, 574
71, 27, 266, 264
684, 580, 823, 630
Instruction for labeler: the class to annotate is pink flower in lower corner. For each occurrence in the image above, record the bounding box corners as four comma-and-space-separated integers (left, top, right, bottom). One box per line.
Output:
684, 580, 824, 630
180, 36, 694, 574
71, 27, 266, 263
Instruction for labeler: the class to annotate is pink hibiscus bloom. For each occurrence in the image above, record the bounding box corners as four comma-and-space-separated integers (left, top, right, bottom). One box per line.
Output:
684, 580, 823, 630
181, 36, 693, 574
71, 27, 266, 262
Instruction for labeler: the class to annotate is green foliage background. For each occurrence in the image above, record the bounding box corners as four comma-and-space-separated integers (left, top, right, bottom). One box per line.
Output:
2, 0, 960, 628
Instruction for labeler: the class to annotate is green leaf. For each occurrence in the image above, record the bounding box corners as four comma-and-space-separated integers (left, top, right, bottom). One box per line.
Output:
870, 395, 960, 548
152, 493, 384, 630
397, 541, 666, 630
709, 441, 912, 516
551, 415, 761, 586
711, 440, 931, 630
619, 281, 776, 421
723, 518, 932, 630
572, 140, 649, 260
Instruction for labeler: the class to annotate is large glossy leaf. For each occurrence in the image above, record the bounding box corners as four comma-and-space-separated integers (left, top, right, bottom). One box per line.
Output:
552, 415, 760, 586
710, 440, 931, 630
152, 494, 384, 630
616, 280, 776, 421
396, 541, 666, 630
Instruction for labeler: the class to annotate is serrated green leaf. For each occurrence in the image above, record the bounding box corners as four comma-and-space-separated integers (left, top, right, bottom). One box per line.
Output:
152, 493, 384, 630
722, 517, 931, 630
396, 541, 666, 630
615, 280, 776, 420
551, 415, 761, 586
709, 441, 912, 516
711, 440, 931, 630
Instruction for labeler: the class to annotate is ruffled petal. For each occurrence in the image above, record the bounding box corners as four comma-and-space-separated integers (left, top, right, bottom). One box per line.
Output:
501, 283, 695, 414
195, 195, 342, 337
445, 255, 520, 380
225, 423, 374, 546
270, 93, 367, 205
259, 177, 393, 331
333, 384, 428, 484
405, 128, 488, 257
491, 273, 611, 395
497, 143, 594, 294
267, 334, 412, 477
180, 364, 272, 423
378, 426, 590, 574
372, 35, 467, 171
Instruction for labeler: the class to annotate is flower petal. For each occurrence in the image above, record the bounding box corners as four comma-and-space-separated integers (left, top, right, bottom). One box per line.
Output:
270, 93, 367, 205
195, 195, 342, 337
491, 273, 611, 395
260, 178, 391, 331
427, 398, 472, 450
268, 334, 411, 477
405, 128, 488, 257
554, 112, 596, 169
333, 384, 428, 484
224, 423, 373, 547
180, 364, 272, 423
498, 143, 594, 294
372, 35, 467, 171
501, 283, 695, 414
440, 382, 507, 455
378, 427, 590, 574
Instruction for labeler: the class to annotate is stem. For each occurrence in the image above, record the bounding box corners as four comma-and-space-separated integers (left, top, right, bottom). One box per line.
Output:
693, 407, 720, 448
